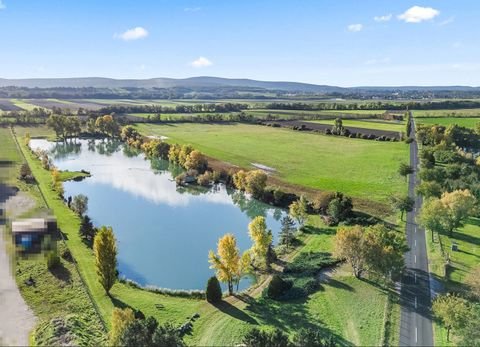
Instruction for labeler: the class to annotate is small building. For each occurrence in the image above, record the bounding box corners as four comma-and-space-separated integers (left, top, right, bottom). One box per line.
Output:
11, 218, 56, 250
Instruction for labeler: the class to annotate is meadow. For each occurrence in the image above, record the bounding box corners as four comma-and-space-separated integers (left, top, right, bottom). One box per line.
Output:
134, 122, 408, 205
413, 108, 480, 118
415, 117, 480, 129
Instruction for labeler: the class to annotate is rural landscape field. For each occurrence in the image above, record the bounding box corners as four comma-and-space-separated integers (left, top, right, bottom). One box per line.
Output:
1, 1, 480, 347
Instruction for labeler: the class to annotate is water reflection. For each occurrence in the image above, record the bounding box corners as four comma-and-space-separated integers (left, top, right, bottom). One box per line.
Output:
29, 138, 286, 290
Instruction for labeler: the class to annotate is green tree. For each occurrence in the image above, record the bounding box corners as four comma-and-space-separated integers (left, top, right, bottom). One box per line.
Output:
398, 162, 414, 181
266, 274, 292, 299
245, 170, 268, 199
205, 276, 222, 303
327, 192, 353, 224
289, 196, 308, 230
79, 215, 96, 243
419, 198, 448, 241
110, 307, 135, 346
279, 215, 296, 249
71, 194, 88, 216
93, 226, 118, 295
390, 195, 415, 221
432, 294, 470, 342
416, 181, 442, 199
364, 224, 407, 281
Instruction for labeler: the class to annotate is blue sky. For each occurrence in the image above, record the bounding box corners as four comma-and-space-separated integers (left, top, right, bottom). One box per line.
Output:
0, 0, 479, 86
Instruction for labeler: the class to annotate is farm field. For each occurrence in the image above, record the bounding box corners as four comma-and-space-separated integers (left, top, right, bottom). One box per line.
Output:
415, 117, 480, 129
307, 119, 405, 132
134, 123, 408, 204
413, 108, 480, 118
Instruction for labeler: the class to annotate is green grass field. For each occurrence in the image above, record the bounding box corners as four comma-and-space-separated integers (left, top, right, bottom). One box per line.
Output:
413, 109, 480, 118
134, 123, 408, 203
415, 117, 480, 129
426, 218, 480, 346
10, 99, 43, 111
307, 119, 405, 132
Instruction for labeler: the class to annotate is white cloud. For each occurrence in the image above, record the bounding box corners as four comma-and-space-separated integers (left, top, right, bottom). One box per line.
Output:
190, 56, 213, 68
184, 7, 201, 12
398, 6, 440, 23
0, 1, 5, 10
115, 27, 149, 41
374, 14, 392, 22
347, 24, 363, 32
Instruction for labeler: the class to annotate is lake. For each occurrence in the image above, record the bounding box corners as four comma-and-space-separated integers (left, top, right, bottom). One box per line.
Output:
29, 138, 286, 290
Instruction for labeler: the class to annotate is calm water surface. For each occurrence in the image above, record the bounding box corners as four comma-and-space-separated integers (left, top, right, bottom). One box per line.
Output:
30, 139, 286, 290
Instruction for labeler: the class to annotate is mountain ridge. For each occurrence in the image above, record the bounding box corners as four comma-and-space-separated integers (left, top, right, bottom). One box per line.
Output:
0, 76, 478, 92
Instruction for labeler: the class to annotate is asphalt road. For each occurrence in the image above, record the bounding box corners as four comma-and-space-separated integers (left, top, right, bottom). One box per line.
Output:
399, 117, 434, 346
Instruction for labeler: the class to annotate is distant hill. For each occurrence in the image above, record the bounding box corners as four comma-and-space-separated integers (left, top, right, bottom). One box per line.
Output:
0, 76, 346, 93
1, 76, 477, 93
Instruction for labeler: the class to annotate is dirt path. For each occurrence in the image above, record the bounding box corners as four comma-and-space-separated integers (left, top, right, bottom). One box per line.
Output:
0, 190, 37, 346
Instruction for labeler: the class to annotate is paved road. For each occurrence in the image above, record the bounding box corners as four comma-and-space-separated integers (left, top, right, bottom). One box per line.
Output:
399, 117, 434, 346
0, 185, 36, 346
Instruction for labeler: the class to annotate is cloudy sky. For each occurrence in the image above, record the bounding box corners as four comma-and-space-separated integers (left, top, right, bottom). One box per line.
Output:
0, 0, 478, 86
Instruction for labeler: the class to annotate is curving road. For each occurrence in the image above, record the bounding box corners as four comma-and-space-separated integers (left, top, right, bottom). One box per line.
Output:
399, 117, 434, 346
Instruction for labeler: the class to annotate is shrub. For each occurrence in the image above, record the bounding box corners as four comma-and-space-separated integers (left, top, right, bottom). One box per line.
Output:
243, 328, 290, 347
205, 276, 222, 303
175, 173, 186, 185
197, 171, 212, 186
312, 191, 335, 214
284, 252, 337, 275
266, 275, 292, 299
46, 250, 60, 270
405, 137, 414, 144
19, 163, 33, 181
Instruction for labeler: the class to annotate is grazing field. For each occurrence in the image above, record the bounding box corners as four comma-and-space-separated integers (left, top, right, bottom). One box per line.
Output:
135, 123, 408, 203
413, 108, 480, 118
415, 117, 480, 129
10, 99, 43, 111
307, 119, 405, 132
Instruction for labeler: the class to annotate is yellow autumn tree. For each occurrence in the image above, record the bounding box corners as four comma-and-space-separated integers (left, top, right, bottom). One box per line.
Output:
440, 189, 476, 236
208, 234, 240, 295
333, 225, 367, 278
248, 216, 272, 269
109, 307, 135, 346
51, 168, 64, 196
94, 226, 118, 295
